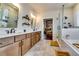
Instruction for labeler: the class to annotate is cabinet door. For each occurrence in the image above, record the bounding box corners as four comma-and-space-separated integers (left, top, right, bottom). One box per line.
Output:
36, 34, 39, 42
22, 38, 31, 55
31, 32, 41, 46
0, 41, 21, 56
0, 37, 14, 47
31, 33, 36, 46
15, 35, 26, 42
37, 32, 41, 41
35, 32, 40, 43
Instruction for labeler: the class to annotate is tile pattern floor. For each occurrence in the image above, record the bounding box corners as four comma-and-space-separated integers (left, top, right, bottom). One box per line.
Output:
24, 40, 57, 56
24, 39, 79, 56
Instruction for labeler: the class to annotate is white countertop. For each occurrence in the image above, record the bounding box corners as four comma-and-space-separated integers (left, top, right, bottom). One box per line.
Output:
62, 39, 79, 55
0, 30, 41, 39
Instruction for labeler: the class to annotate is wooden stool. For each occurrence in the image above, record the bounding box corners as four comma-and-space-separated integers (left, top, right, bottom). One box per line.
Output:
55, 50, 70, 56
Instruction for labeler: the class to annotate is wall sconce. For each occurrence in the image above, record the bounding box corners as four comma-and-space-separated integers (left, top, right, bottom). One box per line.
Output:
31, 13, 35, 19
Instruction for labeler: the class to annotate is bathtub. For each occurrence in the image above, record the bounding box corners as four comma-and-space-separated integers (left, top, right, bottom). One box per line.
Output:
62, 39, 79, 55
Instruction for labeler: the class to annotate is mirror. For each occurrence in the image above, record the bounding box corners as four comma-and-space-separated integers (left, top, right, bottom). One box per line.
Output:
0, 3, 19, 28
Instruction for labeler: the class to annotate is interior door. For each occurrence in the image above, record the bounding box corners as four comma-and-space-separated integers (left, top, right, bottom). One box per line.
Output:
44, 18, 53, 40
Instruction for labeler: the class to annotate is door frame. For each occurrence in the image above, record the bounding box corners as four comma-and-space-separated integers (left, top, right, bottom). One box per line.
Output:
43, 18, 53, 40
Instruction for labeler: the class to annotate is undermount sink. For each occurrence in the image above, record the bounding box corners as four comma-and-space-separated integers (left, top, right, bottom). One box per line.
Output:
0, 33, 8, 35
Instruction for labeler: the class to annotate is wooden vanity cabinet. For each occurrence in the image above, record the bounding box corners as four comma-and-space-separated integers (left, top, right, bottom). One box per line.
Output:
31, 32, 41, 47
0, 41, 21, 56
21, 33, 31, 55
0, 31, 41, 56
35, 32, 41, 42
31, 32, 36, 46
15, 34, 26, 42
0, 37, 14, 47
14, 34, 31, 56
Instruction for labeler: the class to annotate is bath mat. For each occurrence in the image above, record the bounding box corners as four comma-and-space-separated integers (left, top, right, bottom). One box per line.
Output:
55, 50, 70, 56
49, 40, 59, 47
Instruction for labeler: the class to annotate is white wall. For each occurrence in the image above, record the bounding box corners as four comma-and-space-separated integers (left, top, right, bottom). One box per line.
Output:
41, 10, 60, 39
17, 4, 37, 30
0, 3, 40, 35
0, 4, 74, 40
16, 4, 79, 40
38, 7, 74, 40
73, 4, 79, 27
63, 8, 74, 27
62, 4, 79, 40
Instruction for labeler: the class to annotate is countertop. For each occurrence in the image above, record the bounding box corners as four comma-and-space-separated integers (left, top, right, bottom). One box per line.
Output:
0, 30, 41, 39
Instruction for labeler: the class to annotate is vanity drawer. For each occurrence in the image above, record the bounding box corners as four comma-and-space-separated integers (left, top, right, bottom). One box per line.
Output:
15, 35, 26, 42
0, 37, 14, 48
26, 33, 31, 38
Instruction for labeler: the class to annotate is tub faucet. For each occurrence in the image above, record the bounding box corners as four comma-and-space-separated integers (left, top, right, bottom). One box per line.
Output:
65, 34, 70, 39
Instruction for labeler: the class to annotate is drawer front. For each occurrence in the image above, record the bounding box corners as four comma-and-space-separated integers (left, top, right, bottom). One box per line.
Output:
0, 37, 14, 47
26, 33, 31, 38
15, 35, 26, 42
0, 41, 21, 56
22, 38, 31, 55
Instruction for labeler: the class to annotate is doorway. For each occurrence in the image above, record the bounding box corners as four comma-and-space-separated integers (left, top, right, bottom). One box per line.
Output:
43, 18, 53, 40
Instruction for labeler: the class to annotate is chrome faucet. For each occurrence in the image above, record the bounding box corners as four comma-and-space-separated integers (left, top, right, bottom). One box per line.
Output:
10, 28, 15, 33
5, 30, 9, 34
65, 34, 70, 39
5, 28, 15, 34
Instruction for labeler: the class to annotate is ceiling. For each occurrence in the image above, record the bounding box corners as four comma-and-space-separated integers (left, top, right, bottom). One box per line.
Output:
22, 3, 76, 13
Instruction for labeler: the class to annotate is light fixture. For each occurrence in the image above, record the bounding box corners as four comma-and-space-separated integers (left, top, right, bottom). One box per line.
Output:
31, 13, 35, 19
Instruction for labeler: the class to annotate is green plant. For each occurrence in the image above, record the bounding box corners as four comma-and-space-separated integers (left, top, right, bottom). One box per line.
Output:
56, 33, 61, 39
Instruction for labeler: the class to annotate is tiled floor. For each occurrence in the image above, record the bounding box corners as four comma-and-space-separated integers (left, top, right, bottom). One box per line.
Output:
24, 39, 79, 56
24, 40, 58, 56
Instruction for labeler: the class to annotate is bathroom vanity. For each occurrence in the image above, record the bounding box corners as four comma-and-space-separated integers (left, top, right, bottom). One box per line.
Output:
0, 31, 41, 56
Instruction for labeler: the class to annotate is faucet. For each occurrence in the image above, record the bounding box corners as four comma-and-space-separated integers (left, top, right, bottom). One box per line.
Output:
10, 28, 15, 33
5, 30, 9, 34
5, 28, 15, 34
65, 34, 70, 39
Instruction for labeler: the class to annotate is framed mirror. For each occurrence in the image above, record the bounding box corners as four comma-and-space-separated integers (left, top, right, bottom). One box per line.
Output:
0, 3, 19, 28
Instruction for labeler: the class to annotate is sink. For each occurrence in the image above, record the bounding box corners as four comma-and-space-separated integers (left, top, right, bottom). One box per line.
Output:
0, 33, 8, 35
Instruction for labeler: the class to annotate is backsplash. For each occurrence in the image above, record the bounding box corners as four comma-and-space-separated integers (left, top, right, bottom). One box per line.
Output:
0, 28, 10, 35
0, 26, 40, 35
0, 27, 30, 35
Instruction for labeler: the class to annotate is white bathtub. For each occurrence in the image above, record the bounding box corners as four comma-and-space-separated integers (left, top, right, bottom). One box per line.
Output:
62, 28, 79, 40
62, 39, 79, 55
